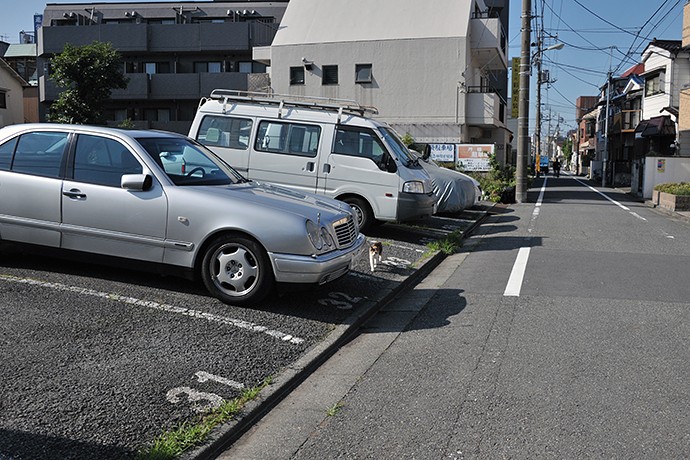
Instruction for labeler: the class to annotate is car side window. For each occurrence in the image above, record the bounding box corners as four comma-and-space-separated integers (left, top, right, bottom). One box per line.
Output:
0, 137, 17, 170
197, 115, 253, 150
255, 120, 320, 157
333, 127, 386, 165
73, 134, 142, 187
11, 132, 68, 178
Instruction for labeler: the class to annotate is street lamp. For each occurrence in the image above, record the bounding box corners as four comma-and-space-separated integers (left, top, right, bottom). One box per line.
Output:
534, 42, 564, 178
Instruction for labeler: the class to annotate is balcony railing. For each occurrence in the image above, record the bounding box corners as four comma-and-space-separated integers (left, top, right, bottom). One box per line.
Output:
41, 72, 251, 102
39, 21, 263, 56
470, 16, 507, 70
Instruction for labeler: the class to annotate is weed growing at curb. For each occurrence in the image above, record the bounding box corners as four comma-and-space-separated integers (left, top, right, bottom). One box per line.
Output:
137, 378, 272, 460
326, 401, 344, 417
425, 229, 464, 255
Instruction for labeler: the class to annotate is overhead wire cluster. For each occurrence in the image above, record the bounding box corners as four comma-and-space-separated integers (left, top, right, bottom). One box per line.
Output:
531, 0, 684, 129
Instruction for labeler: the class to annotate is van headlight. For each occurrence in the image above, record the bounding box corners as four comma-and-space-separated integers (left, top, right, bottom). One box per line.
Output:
306, 220, 335, 252
403, 181, 425, 194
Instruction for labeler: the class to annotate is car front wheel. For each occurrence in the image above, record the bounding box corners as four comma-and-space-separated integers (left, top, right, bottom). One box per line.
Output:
201, 234, 273, 306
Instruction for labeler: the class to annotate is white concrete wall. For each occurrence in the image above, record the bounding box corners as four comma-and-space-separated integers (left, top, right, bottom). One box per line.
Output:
643, 156, 690, 199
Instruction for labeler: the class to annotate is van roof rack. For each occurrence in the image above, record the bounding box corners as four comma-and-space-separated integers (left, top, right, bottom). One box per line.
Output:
205, 89, 379, 121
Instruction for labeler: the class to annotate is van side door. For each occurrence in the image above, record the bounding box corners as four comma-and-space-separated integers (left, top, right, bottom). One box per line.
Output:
249, 120, 321, 194
321, 126, 399, 221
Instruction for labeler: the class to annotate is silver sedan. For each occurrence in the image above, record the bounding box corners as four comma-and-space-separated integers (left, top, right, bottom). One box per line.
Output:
0, 124, 365, 306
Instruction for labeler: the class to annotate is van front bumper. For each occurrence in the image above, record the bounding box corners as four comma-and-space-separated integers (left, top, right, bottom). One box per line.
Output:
396, 191, 437, 222
268, 233, 366, 285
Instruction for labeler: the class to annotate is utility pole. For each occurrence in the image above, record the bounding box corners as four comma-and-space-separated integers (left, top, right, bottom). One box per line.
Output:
515, 0, 531, 203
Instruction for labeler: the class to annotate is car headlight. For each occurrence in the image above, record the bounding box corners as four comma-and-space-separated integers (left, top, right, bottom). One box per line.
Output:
306, 220, 335, 252
403, 181, 425, 194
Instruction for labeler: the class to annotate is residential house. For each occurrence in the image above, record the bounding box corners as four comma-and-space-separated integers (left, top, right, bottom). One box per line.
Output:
574, 96, 597, 175
256, 0, 511, 164
2, 43, 39, 123
38, 1, 289, 133
577, 107, 598, 177
0, 57, 30, 127
631, 38, 690, 198
604, 64, 644, 187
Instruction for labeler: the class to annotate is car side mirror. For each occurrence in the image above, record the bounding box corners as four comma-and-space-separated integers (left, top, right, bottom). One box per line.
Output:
121, 173, 153, 191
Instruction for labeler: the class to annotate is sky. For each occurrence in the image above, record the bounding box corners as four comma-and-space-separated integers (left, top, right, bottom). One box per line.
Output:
507, 0, 685, 132
0, 0, 686, 134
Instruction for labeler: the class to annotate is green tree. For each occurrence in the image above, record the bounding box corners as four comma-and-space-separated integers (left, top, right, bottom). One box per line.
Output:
562, 138, 573, 165
48, 41, 128, 125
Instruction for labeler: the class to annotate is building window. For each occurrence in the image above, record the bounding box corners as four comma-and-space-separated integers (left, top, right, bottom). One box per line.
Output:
355, 64, 372, 84
645, 72, 663, 97
0, 91, 6, 109
322, 65, 338, 85
145, 62, 171, 75
194, 62, 222, 73
238, 62, 253, 73
290, 66, 305, 85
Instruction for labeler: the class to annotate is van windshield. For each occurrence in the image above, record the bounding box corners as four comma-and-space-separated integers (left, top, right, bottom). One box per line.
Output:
378, 127, 418, 167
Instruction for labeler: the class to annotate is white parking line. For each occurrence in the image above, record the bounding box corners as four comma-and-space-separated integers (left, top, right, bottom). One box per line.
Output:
503, 247, 531, 297
0, 274, 305, 345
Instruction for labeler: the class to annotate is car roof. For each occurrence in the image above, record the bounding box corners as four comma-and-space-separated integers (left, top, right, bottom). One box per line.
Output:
0, 123, 188, 141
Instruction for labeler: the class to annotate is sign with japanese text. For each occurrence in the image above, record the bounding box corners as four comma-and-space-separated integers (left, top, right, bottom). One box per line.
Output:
428, 144, 456, 162
457, 144, 494, 171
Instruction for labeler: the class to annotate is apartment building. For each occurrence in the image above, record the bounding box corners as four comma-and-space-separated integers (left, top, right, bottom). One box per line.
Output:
256, 0, 511, 164
38, 1, 289, 133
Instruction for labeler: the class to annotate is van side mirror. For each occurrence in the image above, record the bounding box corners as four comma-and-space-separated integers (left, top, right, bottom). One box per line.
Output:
423, 144, 431, 161
121, 173, 153, 191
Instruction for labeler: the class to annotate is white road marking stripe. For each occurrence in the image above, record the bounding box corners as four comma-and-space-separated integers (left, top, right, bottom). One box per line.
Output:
503, 247, 531, 297
574, 178, 629, 210
630, 212, 647, 221
195, 371, 245, 390
0, 274, 305, 345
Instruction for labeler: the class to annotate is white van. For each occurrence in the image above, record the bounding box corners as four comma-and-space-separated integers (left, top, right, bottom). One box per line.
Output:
189, 90, 436, 231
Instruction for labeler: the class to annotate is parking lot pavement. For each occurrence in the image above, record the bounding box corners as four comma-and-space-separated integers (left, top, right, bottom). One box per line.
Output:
0, 204, 492, 460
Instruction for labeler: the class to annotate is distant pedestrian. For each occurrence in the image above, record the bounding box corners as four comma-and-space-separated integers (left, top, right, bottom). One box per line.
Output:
553, 159, 561, 178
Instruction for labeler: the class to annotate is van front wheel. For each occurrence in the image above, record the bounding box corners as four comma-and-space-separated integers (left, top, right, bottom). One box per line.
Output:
342, 197, 374, 233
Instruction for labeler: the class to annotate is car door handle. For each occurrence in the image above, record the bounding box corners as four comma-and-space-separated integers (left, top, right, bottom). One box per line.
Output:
63, 189, 86, 199
304, 161, 315, 172
323, 164, 331, 174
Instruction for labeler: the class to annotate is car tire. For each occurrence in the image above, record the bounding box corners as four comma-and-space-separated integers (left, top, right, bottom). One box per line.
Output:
201, 234, 273, 306
342, 197, 374, 233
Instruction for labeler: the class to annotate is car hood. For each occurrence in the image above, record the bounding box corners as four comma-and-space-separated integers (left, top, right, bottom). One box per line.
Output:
198, 180, 352, 221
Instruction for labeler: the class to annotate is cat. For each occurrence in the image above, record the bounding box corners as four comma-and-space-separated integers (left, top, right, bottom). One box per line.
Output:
369, 241, 383, 272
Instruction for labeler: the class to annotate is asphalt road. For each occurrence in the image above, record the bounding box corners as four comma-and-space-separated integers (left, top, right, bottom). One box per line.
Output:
220, 174, 690, 459
0, 206, 488, 459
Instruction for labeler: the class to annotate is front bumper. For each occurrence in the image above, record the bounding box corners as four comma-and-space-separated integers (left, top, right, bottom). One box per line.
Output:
268, 233, 366, 284
396, 191, 437, 222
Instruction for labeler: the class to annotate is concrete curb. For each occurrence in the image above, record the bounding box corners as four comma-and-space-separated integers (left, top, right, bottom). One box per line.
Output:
182, 204, 494, 460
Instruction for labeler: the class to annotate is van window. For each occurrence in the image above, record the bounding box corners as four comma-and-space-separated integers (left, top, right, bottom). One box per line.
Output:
333, 127, 386, 165
197, 115, 253, 150
255, 121, 320, 157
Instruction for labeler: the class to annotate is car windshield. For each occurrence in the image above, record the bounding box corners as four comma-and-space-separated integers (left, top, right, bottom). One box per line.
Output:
378, 127, 418, 167
136, 137, 247, 186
